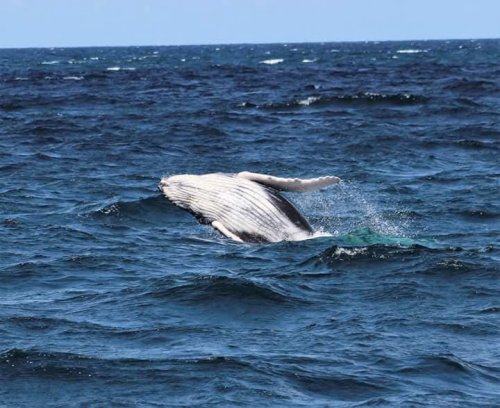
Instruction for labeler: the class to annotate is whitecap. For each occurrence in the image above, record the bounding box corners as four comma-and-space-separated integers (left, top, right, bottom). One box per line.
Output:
298, 96, 320, 106
41, 60, 60, 65
302, 59, 317, 63
260, 58, 284, 65
63, 76, 84, 80
106, 67, 136, 71
90, 57, 99, 60
332, 247, 367, 257
396, 49, 428, 54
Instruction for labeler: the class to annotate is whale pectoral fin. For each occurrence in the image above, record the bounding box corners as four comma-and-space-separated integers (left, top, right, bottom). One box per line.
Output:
211, 221, 244, 242
237, 171, 341, 192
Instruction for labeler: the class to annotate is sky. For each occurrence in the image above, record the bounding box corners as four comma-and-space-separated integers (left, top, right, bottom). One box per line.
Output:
1, 0, 499, 48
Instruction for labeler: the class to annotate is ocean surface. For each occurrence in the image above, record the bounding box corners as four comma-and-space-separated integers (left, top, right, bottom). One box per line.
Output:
1, 40, 499, 407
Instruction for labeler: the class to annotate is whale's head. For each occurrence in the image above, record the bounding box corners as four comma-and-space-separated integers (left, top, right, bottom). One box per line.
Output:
158, 174, 208, 208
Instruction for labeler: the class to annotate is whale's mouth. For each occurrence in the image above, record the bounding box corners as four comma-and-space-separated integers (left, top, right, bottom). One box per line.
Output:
158, 179, 169, 192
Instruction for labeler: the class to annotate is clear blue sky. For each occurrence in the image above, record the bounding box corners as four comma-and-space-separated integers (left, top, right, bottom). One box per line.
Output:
1, 0, 499, 48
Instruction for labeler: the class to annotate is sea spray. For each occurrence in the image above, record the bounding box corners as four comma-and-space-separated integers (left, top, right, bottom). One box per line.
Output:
292, 180, 412, 237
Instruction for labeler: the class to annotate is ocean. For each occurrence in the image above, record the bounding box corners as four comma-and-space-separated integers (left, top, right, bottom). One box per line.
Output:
0, 40, 499, 407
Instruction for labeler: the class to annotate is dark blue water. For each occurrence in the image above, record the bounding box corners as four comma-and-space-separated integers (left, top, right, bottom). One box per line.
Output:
1, 40, 499, 407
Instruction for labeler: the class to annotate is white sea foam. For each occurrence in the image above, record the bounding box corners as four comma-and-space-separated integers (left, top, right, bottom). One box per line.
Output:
298, 96, 320, 106
106, 67, 136, 71
90, 57, 99, 60
302, 58, 317, 63
332, 247, 367, 257
396, 49, 428, 54
63, 76, 84, 80
260, 58, 284, 65
41, 60, 60, 65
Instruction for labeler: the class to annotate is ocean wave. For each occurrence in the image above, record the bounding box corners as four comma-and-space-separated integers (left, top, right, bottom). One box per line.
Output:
283, 368, 388, 400
106, 66, 136, 71
87, 195, 175, 222
477, 306, 500, 315
318, 243, 438, 263
4, 315, 225, 340
396, 49, 428, 54
398, 353, 500, 383
19, 118, 86, 136
459, 209, 499, 220
423, 258, 498, 278
444, 78, 499, 93
0, 348, 95, 379
259, 58, 284, 65
423, 320, 499, 336
0, 348, 252, 381
150, 275, 302, 305
297, 96, 321, 106
63, 76, 84, 81
456, 139, 498, 150
240, 92, 427, 110
312, 227, 456, 264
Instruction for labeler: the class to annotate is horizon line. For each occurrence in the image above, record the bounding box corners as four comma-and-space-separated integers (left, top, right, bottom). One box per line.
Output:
0, 36, 498, 50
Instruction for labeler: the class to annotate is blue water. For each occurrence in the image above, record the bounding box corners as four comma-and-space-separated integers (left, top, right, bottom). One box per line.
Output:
1, 40, 499, 407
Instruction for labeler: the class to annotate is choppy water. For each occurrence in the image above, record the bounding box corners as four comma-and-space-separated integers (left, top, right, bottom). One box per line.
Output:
1, 40, 499, 407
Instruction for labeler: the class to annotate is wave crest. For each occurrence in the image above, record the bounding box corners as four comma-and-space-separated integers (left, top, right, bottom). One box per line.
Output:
239, 92, 427, 110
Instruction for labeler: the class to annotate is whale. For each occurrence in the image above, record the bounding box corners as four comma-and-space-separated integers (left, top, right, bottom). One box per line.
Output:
159, 171, 341, 243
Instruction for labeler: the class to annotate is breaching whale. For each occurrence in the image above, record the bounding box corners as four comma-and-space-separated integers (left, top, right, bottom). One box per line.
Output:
159, 171, 341, 243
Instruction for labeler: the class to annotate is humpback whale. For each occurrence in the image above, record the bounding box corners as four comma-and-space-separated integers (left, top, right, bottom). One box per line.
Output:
159, 171, 341, 243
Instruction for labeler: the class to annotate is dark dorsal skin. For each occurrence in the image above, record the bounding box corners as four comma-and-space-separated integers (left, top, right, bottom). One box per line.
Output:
263, 186, 314, 234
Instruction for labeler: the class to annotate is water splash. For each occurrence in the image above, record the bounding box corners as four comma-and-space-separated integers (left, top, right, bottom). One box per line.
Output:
293, 181, 412, 237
